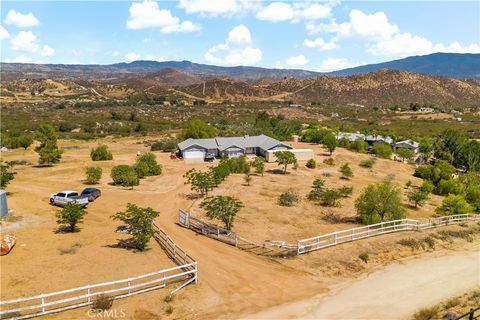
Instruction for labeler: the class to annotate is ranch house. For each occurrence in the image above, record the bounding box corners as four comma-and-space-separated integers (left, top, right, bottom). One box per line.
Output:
178, 134, 293, 161
394, 140, 420, 154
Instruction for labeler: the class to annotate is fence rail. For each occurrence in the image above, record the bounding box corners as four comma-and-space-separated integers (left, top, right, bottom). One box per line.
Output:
0, 225, 197, 319
297, 214, 480, 254
179, 209, 479, 256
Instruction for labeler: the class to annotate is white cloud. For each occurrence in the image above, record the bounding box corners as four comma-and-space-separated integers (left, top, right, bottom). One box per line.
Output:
256, 2, 332, 23
318, 58, 365, 72
125, 52, 141, 62
4, 10, 40, 27
144, 54, 165, 61
41, 45, 55, 56
303, 37, 337, 50
126, 0, 200, 33
4, 55, 33, 63
204, 24, 262, 66
0, 25, 10, 40
112, 51, 120, 57
11, 31, 38, 52
179, 0, 255, 17
286, 54, 308, 66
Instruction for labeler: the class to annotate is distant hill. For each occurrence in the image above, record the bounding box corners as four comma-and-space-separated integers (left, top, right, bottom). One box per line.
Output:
178, 69, 480, 106
329, 53, 480, 80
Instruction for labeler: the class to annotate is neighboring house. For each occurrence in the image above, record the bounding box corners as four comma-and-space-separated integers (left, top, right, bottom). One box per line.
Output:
394, 140, 420, 154
335, 132, 365, 142
365, 135, 394, 145
178, 134, 292, 161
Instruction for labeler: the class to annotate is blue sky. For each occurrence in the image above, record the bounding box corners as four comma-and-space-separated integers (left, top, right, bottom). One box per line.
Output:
0, 0, 479, 71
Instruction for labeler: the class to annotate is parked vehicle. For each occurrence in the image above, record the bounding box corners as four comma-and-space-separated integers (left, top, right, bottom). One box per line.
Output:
205, 153, 215, 162
81, 188, 101, 202
49, 191, 89, 207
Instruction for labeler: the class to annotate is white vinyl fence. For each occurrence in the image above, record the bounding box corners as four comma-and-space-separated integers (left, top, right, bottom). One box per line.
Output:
297, 214, 480, 254
0, 225, 197, 320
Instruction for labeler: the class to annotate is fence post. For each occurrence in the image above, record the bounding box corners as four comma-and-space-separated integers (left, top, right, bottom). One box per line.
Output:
194, 262, 198, 284
41, 296, 45, 313
186, 210, 190, 228
87, 286, 91, 303
297, 240, 301, 255
334, 233, 337, 245
469, 308, 474, 320
234, 233, 238, 247
128, 281, 131, 294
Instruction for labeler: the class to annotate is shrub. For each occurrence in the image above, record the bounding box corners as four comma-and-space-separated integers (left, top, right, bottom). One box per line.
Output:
323, 158, 335, 166
405, 180, 412, 188
251, 157, 265, 176
407, 188, 429, 208
91, 294, 113, 311
56, 203, 87, 232
134, 152, 162, 178
322, 133, 337, 155
355, 181, 406, 224
420, 180, 434, 193
90, 144, 113, 161
150, 139, 178, 152
279, 189, 300, 207
372, 143, 392, 159
349, 138, 369, 153
358, 252, 369, 263
359, 159, 375, 168
0, 162, 15, 188
179, 119, 216, 140
306, 159, 316, 169
413, 306, 438, 320
244, 173, 252, 186
436, 194, 473, 216
340, 163, 353, 179
435, 179, 464, 196
423, 236, 435, 249
111, 203, 160, 251
220, 156, 250, 174
111, 165, 139, 188
397, 238, 420, 250
165, 304, 173, 315
320, 189, 342, 206
338, 186, 353, 197
85, 166, 102, 184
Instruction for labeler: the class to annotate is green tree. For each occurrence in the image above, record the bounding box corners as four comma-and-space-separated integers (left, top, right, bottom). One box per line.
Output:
90, 144, 113, 161
56, 203, 87, 232
184, 169, 215, 195
85, 166, 102, 184
209, 163, 230, 187
0, 162, 15, 188
319, 189, 342, 206
322, 133, 337, 155
407, 188, 429, 208
112, 203, 160, 251
372, 143, 393, 159
340, 163, 353, 179
35, 124, 62, 166
436, 194, 473, 216
274, 151, 297, 174
200, 196, 243, 230
111, 165, 139, 188
18, 136, 33, 150
179, 119, 216, 140
349, 138, 369, 153
307, 178, 325, 201
418, 137, 434, 159
355, 181, 406, 224
134, 152, 162, 178
251, 156, 265, 176
396, 148, 415, 162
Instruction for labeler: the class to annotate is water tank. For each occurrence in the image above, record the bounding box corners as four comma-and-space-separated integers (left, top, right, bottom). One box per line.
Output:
0, 189, 7, 217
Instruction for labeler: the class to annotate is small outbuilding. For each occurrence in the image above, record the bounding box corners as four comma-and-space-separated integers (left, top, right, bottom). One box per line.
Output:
0, 189, 8, 217
394, 140, 420, 154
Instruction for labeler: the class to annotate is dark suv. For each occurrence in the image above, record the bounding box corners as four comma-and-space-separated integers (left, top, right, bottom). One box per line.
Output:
81, 188, 101, 202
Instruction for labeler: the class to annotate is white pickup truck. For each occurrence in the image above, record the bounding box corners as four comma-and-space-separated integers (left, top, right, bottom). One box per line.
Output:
49, 190, 89, 207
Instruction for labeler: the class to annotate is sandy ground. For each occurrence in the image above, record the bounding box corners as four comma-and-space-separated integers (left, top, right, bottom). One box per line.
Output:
0, 137, 473, 319
243, 242, 480, 320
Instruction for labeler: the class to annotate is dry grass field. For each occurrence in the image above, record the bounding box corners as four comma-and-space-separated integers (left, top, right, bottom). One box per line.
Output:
0, 137, 477, 319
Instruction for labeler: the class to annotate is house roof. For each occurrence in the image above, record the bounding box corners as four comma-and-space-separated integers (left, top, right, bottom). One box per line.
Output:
365, 135, 393, 144
395, 140, 419, 148
336, 132, 365, 142
178, 134, 291, 151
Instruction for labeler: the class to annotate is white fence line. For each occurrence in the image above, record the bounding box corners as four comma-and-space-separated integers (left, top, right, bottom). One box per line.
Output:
297, 214, 480, 254
0, 225, 197, 319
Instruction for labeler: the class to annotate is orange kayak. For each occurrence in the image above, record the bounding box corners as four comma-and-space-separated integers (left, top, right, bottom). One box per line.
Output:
0, 234, 16, 256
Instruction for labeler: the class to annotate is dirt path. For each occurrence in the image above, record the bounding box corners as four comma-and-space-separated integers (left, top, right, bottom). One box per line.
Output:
243, 243, 480, 319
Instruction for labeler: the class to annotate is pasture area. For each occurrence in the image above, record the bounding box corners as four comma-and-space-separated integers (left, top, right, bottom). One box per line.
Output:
0, 136, 470, 319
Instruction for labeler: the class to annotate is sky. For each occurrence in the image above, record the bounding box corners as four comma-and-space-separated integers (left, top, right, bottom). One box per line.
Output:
0, 0, 479, 71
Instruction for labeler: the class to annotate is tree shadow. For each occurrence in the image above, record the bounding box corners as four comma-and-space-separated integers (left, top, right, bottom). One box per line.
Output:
266, 169, 288, 175
183, 193, 203, 200
32, 164, 54, 168
105, 239, 151, 252
54, 225, 80, 234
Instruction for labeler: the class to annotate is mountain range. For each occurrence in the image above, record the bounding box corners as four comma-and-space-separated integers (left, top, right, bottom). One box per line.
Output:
1, 53, 479, 81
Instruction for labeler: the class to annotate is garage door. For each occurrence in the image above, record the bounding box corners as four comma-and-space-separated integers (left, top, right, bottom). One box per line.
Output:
183, 150, 205, 161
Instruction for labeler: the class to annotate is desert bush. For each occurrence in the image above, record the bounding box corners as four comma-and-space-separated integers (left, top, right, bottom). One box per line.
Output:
165, 304, 173, 315
323, 158, 335, 166
358, 252, 369, 263
221, 155, 250, 174
320, 189, 342, 206
111, 165, 139, 188
244, 173, 252, 186
91, 294, 113, 311
56, 203, 87, 232
250, 156, 265, 176
435, 179, 464, 196
372, 143, 392, 159
338, 186, 353, 197
359, 159, 375, 168
134, 152, 162, 178
423, 236, 435, 249
150, 138, 178, 152
85, 166, 102, 184
112, 203, 160, 251
397, 238, 420, 250
349, 138, 369, 153
90, 144, 113, 161
413, 306, 438, 320
407, 188, 429, 208
444, 297, 461, 309
436, 195, 473, 216
340, 163, 353, 179
58, 242, 82, 255
179, 119, 216, 140
163, 295, 174, 303
279, 189, 300, 207
306, 158, 316, 169
420, 180, 434, 193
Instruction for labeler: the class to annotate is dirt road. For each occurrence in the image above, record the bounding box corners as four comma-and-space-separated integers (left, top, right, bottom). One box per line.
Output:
244, 244, 480, 319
